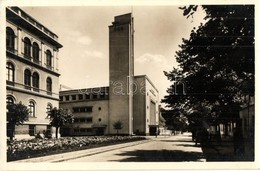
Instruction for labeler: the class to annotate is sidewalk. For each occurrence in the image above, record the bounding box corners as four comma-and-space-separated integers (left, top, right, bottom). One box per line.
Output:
200, 136, 239, 161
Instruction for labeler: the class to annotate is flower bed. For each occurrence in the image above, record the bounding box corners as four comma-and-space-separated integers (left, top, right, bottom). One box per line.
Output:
7, 136, 146, 161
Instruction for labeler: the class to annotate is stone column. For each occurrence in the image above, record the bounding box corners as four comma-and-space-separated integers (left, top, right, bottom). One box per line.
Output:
41, 42, 45, 66
17, 28, 22, 55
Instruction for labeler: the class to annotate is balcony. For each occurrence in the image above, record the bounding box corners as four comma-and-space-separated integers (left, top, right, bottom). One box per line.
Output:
6, 81, 58, 99
10, 7, 58, 41
24, 85, 31, 90
45, 64, 54, 71
6, 80, 14, 86
7, 7, 63, 49
33, 87, 40, 92
23, 54, 32, 61
7, 47, 18, 55
33, 58, 41, 65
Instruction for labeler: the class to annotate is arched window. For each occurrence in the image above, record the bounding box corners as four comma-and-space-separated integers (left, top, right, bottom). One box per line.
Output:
6, 96, 15, 106
6, 27, 15, 52
6, 62, 15, 83
46, 77, 52, 95
32, 42, 40, 64
24, 69, 31, 90
29, 101, 36, 117
24, 37, 31, 59
46, 50, 52, 69
32, 72, 39, 92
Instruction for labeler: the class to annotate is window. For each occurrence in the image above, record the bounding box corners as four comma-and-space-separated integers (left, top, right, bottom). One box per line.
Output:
46, 103, 52, 116
86, 117, 93, 123
6, 62, 15, 83
6, 96, 15, 106
59, 96, 63, 101
78, 94, 83, 100
100, 92, 105, 99
29, 125, 36, 136
24, 37, 31, 59
72, 95, 76, 100
46, 77, 52, 95
92, 94, 98, 99
32, 42, 40, 64
6, 27, 15, 52
65, 95, 70, 101
98, 107, 101, 111
32, 72, 39, 92
46, 50, 52, 69
24, 69, 31, 90
85, 94, 90, 99
74, 129, 79, 133
80, 118, 85, 123
29, 101, 36, 117
73, 106, 93, 113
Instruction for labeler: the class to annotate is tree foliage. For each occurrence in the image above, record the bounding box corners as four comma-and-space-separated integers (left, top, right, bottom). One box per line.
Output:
47, 107, 74, 138
162, 5, 254, 126
7, 102, 30, 140
113, 120, 123, 135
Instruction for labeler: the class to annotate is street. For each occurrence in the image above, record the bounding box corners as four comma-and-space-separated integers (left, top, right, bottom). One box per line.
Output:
68, 133, 205, 162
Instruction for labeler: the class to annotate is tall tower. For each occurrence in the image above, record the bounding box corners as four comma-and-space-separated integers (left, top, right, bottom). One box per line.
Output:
108, 13, 134, 135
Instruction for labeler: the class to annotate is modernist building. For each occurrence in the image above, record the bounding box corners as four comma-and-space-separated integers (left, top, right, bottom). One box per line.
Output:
60, 75, 159, 136
59, 87, 110, 136
60, 14, 159, 136
6, 7, 62, 138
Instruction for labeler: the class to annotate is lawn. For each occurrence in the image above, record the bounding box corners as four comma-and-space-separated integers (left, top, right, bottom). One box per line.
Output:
7, 136, 146, 161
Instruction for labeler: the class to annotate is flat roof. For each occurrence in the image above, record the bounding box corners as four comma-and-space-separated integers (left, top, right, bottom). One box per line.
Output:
60, 86, 109, 95
134, 75, 159, 93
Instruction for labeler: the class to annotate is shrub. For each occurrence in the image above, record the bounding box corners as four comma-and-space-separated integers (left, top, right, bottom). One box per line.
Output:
7, 136, 145, 161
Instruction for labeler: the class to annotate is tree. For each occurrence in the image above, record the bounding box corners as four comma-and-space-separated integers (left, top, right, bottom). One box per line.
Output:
7, 102, 29, 140
113, 120, 123, 135
162, 5, 254, 126
47, 107, 73, 138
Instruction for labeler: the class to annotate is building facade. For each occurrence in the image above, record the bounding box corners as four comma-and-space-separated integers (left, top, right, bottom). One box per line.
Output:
6, 7, 62, 138
133, 75, 159, 135
59, 75, 159, 136
59, 87, 109, 136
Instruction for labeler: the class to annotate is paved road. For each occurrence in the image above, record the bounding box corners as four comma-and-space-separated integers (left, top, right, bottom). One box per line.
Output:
68, 133, 205, 162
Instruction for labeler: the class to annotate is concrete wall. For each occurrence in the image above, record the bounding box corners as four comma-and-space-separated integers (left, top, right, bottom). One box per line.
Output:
108, 13, 134, 135
133, 75, 159, 135
133, 76, 146, 135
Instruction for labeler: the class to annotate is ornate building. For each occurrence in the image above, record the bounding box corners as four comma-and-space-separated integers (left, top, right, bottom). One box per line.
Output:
6, 7, 62, 138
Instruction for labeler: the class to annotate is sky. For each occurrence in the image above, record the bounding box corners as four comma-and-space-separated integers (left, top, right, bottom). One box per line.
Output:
21, 6, 205, 107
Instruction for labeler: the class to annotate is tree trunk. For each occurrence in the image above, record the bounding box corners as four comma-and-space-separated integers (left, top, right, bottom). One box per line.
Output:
55, 127, 59, 138
10, 124, 15, 141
